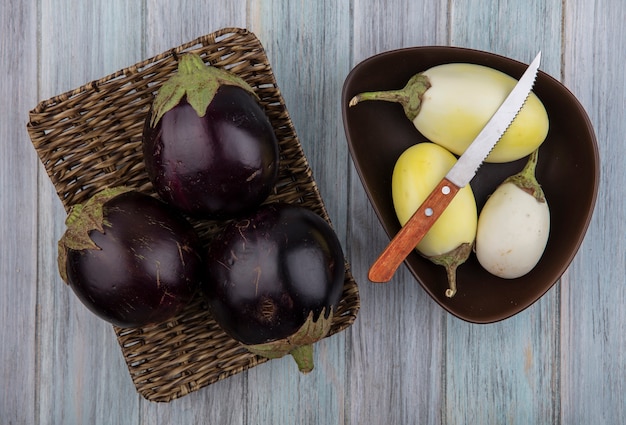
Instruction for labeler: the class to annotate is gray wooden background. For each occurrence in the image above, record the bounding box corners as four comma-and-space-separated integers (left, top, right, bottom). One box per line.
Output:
2, 0, 624, 424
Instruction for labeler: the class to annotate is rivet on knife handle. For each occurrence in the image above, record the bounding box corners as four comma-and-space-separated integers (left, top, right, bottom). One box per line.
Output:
368, 178, 460, 283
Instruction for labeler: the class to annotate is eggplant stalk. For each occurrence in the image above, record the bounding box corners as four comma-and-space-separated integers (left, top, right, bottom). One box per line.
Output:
349, 63, 549, 163
150, 53, 257, 127
349, 74, 431, 121
243, 309, 334, 374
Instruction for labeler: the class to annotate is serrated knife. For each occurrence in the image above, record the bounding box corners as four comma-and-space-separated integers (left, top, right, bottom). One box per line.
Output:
368, 51, 542, 283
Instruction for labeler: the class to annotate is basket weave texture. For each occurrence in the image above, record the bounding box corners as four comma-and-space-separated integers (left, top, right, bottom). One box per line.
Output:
27, 27, 360, 402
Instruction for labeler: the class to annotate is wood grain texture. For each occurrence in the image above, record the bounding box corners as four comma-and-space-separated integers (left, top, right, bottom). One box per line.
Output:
561, 0, 626, 424
0, 2, 38, 424
348, 2, 448, 424
144, 0, 247, 57
3, 0, 626, 423
352, 0, 449, 62
250, 0, 352, 240
34, 1, 144, 424
444, 2, 564, 424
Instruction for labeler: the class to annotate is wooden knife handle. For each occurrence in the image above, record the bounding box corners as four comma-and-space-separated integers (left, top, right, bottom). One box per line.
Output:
368, 177, 460, 283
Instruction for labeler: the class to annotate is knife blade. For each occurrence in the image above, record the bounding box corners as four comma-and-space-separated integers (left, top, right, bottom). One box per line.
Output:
368, 51, 542, 283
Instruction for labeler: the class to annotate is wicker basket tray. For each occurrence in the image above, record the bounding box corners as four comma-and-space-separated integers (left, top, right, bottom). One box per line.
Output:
27, 27, 360, 402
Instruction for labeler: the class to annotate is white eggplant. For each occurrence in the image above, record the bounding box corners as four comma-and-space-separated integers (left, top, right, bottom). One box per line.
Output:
475, 150, 550, 278
349, 63, 549, 163
392, 143, 477, 297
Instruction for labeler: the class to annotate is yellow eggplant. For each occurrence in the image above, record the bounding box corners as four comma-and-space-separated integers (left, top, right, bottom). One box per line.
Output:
350, 63, 549, 163
392, 143, 477, 297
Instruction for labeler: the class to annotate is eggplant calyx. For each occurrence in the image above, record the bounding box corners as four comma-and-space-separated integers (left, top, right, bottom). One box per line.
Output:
348, 73, 431, 121
424, 242, 473, 298
150, 53, 258, 127
243, 308, 334, 374
57, 186, 134, 284
503, 149, 546, 203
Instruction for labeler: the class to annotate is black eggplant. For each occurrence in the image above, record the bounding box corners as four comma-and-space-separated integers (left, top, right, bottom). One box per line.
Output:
202, 203, 345, 373
142, 53, 280, 218
57, 187, 205, 328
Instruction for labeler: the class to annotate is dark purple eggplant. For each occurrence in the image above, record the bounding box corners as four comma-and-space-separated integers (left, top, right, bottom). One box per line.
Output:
142, 53, 280, 218
202, 203, 345, 373
57, 187, 205, 328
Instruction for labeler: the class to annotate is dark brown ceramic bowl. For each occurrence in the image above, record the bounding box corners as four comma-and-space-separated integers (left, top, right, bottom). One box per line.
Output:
342, 46, 599, 323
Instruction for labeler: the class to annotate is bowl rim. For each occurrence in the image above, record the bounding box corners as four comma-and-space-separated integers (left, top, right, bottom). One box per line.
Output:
342, 45, 600, 323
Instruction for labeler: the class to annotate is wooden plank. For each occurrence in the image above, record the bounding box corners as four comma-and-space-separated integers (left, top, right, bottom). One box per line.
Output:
144, 0, 247, 57
347, 1, 449, 424
138, 3, 249, 424
35, 1, 144, 423
245, 2, 353, 423
444, 307, 561, 424
561, 0, 626, 423
0, 1, 38, 424
140, 377, 246, 424
449, 0, 563, 66
352, 0, 448, 63
249, 1, 352, 237
444, 1, 563, 423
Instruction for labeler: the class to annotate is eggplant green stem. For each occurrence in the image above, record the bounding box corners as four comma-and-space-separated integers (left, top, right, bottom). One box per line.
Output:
348, 73, 431, 121
504, 149, 546, 203
425, 242, 473, 298
289, 344, 314, 374
150, 53, 257, 127
57, 186, 134, 284
243, 308, 334, 374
